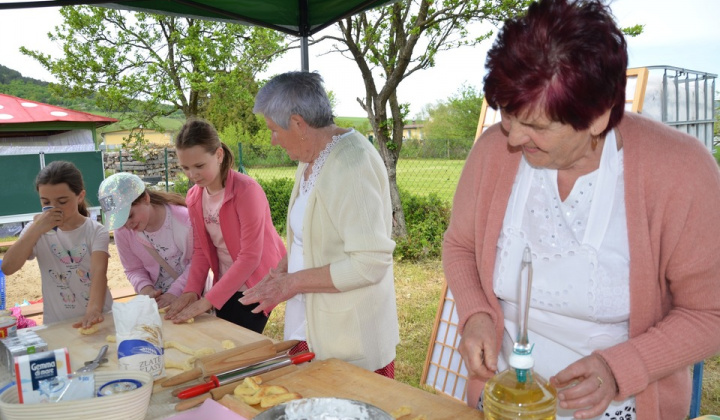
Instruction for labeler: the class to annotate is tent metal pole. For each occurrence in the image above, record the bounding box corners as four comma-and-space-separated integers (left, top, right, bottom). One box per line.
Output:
301, 37, 309, 71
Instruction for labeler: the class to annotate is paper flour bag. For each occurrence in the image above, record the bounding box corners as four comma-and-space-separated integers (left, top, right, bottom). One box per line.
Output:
112, 295, 165, 379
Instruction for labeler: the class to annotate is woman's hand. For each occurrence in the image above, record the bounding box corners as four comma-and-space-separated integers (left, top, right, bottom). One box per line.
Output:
139, 285, 162, 299
550, 354, 618, 419
156, 292, 178, 310
73, 309, 104, 329
458, 312, 498, 381
169, 297, 212, 324
240, 269, 296, 314
164, 292, 198, 319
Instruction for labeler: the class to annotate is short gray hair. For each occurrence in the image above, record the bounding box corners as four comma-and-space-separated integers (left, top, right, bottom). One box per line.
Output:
253, 71, 334, 129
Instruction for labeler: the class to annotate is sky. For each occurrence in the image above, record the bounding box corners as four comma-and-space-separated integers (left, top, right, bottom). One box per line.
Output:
0, 0, 718, 118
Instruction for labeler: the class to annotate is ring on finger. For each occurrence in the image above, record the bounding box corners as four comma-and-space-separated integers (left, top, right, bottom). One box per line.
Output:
596, 376, 603, 389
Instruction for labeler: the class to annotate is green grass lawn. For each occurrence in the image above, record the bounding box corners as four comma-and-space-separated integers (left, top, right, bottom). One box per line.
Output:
248, 158, 464, 203
262, 258, 445, 390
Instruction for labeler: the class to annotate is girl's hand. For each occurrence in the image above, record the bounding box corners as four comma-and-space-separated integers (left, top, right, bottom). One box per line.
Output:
164, 292, 198, 320
73, 309, 104, 329
169, 297, 212, 324
33, 207, 63, 233
156, 292, 178, 310
457, 312, 498, 381
550, 354, 618, 419
139, 286, 162, 299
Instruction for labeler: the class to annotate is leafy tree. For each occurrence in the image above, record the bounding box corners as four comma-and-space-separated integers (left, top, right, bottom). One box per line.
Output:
319, 1, 643, 237
121, 131, 151, 163
423, 83, 484, 142
321, 0, 532, 237
22, 6, 286, 136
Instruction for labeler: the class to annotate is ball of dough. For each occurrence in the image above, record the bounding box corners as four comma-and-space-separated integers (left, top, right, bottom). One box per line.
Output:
78, 324, 99, 335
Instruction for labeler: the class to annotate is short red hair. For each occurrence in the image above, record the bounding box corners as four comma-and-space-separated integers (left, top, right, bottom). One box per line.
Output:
484, 0, 627, 136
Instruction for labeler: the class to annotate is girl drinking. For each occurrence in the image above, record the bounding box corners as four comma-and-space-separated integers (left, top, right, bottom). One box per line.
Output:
1, 161, 112, 328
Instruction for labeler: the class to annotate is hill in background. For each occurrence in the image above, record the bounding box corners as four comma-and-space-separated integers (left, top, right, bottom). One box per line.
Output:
0, 64, 100, 111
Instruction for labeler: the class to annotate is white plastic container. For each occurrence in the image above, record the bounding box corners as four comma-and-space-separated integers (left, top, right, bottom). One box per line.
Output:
634, 66, 717, 151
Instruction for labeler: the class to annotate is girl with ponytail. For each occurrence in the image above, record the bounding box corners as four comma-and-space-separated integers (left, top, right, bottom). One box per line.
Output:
166, 119, 285, 333
1, 161, 112, 328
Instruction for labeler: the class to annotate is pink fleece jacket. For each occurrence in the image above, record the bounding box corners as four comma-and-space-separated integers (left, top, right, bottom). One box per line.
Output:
184, 170, 286, 309
114, 204, 191, 297
442, 112, 720, 420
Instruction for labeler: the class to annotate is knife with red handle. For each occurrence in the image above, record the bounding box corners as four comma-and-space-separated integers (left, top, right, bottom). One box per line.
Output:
177, 352, 315, 399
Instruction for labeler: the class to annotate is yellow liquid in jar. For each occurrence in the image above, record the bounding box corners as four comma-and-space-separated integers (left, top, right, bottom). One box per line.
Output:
483, 369, 557, 420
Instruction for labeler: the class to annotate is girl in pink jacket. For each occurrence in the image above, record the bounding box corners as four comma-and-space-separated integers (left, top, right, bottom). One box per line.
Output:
166, 119, 286, 333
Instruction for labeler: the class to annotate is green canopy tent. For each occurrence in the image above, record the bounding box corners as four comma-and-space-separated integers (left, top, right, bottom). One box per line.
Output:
0, 0, 397, 70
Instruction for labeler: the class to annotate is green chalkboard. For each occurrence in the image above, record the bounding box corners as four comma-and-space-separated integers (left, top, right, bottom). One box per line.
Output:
0, 151, 104, 219
0, 154, 42, 217
44, 152, 104, 208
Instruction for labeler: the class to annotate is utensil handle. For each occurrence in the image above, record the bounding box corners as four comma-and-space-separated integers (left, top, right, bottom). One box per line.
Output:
177, 377, 219, 399
163, 367, 203, 388
97, 345, 109, 360
274, 339, 300, 353
214, 352, 314, 387
171, 381, 201, 398
291, 352, 314, 364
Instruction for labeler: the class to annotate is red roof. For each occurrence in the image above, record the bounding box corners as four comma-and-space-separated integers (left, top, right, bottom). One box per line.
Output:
0, 93, 117, 125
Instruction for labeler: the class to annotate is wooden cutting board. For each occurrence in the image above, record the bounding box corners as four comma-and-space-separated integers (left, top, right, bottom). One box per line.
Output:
18, 311, 271, 419
220, 358, 483, 420
30, 312, 267, 373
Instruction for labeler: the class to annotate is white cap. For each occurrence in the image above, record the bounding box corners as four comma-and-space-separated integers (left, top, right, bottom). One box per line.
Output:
98, 173, 145, 230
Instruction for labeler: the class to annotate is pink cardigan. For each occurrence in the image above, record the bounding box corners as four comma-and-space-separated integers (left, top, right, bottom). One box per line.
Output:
184, 170, 286, 309
443, 112, 720, 419
114, 204, 192, 297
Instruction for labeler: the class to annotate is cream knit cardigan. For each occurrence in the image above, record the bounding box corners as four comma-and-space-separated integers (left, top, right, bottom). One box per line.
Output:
443, 112, 720, 419
287, 131, 400, 372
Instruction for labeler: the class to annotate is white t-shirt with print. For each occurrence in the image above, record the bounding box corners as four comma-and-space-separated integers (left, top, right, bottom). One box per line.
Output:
142, 205, 185, 293
22, 217, 113, 324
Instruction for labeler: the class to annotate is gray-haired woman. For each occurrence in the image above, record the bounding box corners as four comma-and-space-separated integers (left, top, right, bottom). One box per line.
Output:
240, 71, 400, 378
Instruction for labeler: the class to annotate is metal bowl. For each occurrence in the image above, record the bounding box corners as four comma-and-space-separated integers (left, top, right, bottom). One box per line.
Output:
252, 397, 394, 420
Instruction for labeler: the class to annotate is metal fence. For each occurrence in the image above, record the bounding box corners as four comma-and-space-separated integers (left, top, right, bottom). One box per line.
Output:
104, 138, 473, 204
240, 137, 472, 204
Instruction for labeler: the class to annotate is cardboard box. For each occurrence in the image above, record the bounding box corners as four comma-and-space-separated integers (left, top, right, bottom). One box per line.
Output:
14, 348, 71, 404
0, 331, 48, 373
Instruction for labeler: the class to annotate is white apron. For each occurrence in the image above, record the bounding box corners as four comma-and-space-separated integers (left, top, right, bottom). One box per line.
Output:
492, 131, 635, 419
284, 184, 310, 341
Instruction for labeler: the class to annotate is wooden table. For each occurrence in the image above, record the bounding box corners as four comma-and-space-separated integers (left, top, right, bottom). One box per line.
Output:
235, 358, 484, 419
2, 312, 482, 419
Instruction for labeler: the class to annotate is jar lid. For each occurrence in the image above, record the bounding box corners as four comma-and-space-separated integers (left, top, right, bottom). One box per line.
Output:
97, 379, 143, 397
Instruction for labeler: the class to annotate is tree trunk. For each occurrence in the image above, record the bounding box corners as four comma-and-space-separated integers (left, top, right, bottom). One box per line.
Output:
341, 17, 409, 238
376, 130, 407, 239
364, 94, 408, 238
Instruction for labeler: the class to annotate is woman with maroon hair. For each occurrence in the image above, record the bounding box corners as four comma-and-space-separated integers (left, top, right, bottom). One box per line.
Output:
443, 0, 720, 419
